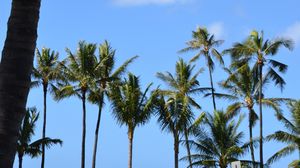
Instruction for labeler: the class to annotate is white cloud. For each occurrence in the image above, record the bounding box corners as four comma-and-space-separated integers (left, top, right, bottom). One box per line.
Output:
207, 22, 224, 39
283, 22, 300, 46
112, 0, 190, 6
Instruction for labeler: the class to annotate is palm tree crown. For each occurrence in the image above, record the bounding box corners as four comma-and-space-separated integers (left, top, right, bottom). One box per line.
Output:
185, 110, 252, 168
225, 30, 294, 90
32, 48, 60, 87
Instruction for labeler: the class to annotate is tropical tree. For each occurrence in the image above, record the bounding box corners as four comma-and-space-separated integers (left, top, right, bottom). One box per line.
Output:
179, 27, 224, 110
0, 0, 41, 167
108, 73, 156, 168
266, 100, 300, 167
184, 110, 256, 168
156, 58, 210, 167
155, 94, 194, 168
53, 41, 97, 168
225, 30, 294, 167
17, 107, 62, 168
215, 63, 289, 166
88, 40, 137, 168
31, 47, 60, 168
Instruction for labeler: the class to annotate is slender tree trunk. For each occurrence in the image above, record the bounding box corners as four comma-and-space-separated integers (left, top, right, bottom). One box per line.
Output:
259, 63, 263, 168
219, 161, 227, 168
81, 91, 87, 168
0, 0, 41, 167
128, 128, 134, 168
248, 108, 255, 167
92, 93, 104, 168
18, 154, 23, 168
41, 82, 48, 168
208, 66, 217, 111
184, 127, 193, 168
173, 131, 179, 168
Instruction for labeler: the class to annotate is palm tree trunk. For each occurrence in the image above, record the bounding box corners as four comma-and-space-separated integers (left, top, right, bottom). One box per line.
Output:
0, 0, 41, 167
128, 128, 134, 168
208, 66, 217, 111
41, 83, 48, 168
81, 91, 87, 168
18, 154, 23, 168
259, 63, 263, 168
173, 131, 179, 168
184, 127, 193, 168
248, 108, 255, 167
92, 94, 104, 168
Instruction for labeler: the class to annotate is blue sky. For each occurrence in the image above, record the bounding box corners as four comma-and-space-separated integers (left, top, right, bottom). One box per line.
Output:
1, 0, 300, 167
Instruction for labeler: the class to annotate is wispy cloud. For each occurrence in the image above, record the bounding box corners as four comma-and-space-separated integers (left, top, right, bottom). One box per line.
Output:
112, 0, 191, 6
207, 22, 225, 39
283, 22, 300, 46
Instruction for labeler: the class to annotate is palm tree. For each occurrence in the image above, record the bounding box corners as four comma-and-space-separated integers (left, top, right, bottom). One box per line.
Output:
179, 27, 224, 110
266, 100, 300, 167
0, 0, 41, 167
32, 47, 60, 168
17, 107, 62, 168
109, 73, 156, 168
156, 58, 210, 167
88, 40, 137, 168
215, 63, 289, 166
155, 94, 195, 168
225, 30, 293, 167
53, 41, 97, 168
184, 110, 256, 168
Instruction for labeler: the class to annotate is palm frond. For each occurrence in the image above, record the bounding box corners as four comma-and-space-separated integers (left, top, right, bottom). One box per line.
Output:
268, 59, 288, 73
266, 144, 297, 165
266, 131, 297, 144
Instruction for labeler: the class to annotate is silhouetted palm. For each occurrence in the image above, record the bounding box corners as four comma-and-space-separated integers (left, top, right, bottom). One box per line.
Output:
53, 41, 97, 168
179, 27, 224, 110
17, 107, 62, 168
225, 30, 294, 167
157, 58, 210, 167
88, 40, 137, 168
32, 47, 61, 168
266, 100, 300, 167
109, 73, 156, 168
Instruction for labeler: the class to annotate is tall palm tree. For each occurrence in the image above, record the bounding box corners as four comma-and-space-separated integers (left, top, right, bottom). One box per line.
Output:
155, 94, 194, 168
88, 40, 138, 168
53, 41, 97, 168
17, 107, 62, 168
156, 58, 210, 167
32, 47, 60, 168
179, 27, 224, 110
0, 0, 41, 167
215, 63, 289, 166
225, 30, 294, 167
266, 100, 300, 167
109, 73, 156, 168
184, 110, 257, 168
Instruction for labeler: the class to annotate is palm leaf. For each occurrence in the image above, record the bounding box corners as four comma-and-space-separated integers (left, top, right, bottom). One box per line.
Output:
266, 144, 297, 165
